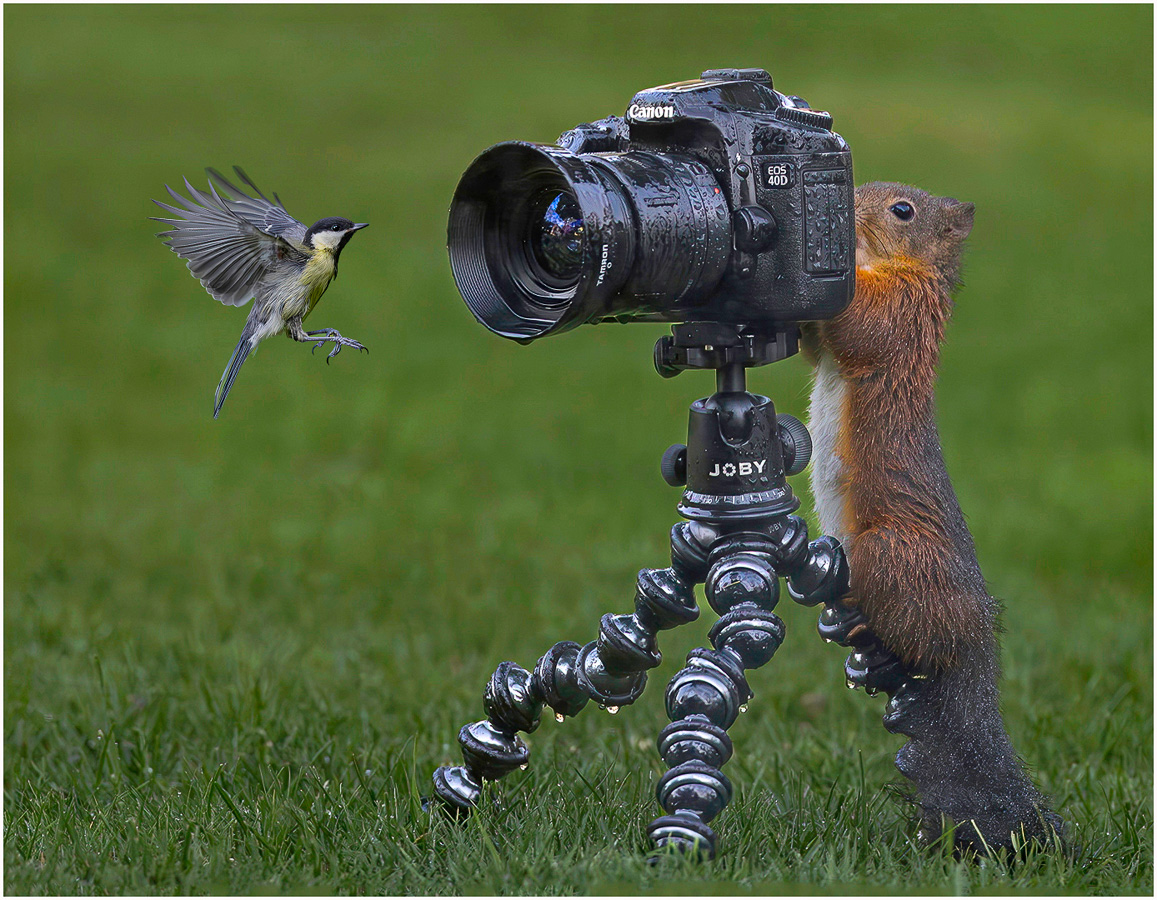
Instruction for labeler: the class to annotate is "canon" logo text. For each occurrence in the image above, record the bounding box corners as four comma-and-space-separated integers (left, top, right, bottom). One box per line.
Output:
628, 104, 675, 121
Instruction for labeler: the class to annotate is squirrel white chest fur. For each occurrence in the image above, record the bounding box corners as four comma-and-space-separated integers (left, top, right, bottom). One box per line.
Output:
807, 348, 852, 548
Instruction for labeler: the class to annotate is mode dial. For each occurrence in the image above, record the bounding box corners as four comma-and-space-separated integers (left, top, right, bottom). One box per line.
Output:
773, 105, 833, 131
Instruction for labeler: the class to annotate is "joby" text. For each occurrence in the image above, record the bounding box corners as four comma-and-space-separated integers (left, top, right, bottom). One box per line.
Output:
708, 460, 767, 477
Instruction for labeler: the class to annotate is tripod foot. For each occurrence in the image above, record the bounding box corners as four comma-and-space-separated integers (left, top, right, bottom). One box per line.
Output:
430, 764, 483, 815
881, 677, 929, 733
647, 813, 719, 861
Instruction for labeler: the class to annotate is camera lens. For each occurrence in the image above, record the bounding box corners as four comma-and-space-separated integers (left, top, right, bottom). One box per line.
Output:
448, 141, 730, 341
448, 143, 625, 339
528, 191, 584, 287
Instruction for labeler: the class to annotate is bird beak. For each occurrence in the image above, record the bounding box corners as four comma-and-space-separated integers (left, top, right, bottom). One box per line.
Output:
350, 223, 369, 231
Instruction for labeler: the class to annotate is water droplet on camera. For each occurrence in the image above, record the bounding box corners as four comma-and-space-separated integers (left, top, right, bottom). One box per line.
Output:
739, 703, 749, 714
606, 705, 619, 715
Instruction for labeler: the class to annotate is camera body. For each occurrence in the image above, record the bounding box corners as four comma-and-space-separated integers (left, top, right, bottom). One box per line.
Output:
448, 68, 855, 342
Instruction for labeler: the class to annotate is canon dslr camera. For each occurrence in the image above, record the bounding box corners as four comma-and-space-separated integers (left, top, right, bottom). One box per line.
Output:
447, 68, 855, 344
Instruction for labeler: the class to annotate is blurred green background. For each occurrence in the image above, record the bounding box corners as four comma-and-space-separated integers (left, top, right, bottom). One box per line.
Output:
5, 4, 1152, 894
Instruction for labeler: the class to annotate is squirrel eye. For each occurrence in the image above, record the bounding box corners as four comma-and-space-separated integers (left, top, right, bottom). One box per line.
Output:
890, 201, 915, 221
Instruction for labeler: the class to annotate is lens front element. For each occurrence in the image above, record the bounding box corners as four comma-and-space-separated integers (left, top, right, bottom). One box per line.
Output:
448, 142, 629, 340
529, 191, 585, 287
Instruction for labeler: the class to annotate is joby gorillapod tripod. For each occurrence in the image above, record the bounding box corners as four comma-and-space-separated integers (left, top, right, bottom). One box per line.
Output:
428, 323, 910, 860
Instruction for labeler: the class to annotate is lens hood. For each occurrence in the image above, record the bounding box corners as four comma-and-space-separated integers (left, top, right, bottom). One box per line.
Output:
448, 141, 731, 342
448, 142, 635, 341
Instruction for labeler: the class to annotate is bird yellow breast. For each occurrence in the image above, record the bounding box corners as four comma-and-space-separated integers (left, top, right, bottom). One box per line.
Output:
303, 249, 337, 316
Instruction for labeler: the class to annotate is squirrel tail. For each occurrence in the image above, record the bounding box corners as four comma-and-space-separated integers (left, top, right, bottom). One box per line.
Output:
889, 641, 1064, 852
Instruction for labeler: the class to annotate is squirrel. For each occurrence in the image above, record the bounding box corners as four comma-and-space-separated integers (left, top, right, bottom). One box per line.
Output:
802, 182, 1062, 850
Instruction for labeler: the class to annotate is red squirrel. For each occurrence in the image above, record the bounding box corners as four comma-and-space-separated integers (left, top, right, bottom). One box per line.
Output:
803, 182, 1061, 850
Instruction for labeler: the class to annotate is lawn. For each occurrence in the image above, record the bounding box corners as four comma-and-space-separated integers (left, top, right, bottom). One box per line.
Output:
4, 4, 1152, 895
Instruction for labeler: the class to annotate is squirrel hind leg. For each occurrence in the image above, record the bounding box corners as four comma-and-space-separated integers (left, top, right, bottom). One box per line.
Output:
903, 752, 1060, 853
892, 665, 1064, 854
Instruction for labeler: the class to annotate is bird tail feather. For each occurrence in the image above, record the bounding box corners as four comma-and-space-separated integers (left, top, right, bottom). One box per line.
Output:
214, 329, 255, 419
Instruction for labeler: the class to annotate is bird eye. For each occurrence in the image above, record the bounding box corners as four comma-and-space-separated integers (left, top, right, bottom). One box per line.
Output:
331, 223, 342, 231
890, 201, 915, 221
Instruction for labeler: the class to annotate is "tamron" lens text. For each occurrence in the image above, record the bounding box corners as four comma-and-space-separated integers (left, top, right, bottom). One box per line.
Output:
596, 242, 610, 286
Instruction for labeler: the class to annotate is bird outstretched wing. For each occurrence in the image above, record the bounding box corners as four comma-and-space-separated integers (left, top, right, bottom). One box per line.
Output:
151, 167, 309, 307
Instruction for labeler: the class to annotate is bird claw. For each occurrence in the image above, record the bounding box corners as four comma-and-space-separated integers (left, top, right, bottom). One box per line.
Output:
305, 328, 366, 364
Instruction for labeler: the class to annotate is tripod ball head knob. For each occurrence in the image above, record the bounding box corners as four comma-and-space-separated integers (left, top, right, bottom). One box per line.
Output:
776, 415, 812, 476
661, 444, 688, 486
654, 336, 681, 378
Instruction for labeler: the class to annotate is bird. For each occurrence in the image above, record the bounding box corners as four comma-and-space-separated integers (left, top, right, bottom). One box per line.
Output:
151, 167, 369, 419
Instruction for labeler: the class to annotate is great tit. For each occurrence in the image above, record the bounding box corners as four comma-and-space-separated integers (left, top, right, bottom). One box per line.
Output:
152, 167, 368, 419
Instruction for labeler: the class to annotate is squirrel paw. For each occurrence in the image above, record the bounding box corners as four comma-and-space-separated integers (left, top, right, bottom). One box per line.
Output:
846, 647, 909, 696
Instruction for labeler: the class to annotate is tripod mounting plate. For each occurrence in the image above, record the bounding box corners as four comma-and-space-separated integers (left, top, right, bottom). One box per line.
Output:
654, 323, 800, 377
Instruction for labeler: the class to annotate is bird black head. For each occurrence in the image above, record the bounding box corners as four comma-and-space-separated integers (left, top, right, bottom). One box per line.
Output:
304, 217, 369, 253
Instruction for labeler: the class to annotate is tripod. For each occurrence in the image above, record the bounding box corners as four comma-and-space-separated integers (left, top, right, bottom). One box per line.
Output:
429, 323, 910, 860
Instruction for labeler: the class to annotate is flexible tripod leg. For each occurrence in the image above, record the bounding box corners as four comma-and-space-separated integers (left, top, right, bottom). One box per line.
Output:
646, 513, 861, 858
780, 522, 921, 724
816, 601, 912, 695
430, 522, 712, 814
647, 528, 785, 859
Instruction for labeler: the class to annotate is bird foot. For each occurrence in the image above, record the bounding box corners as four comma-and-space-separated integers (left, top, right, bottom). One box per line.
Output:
307, 329, 369, 363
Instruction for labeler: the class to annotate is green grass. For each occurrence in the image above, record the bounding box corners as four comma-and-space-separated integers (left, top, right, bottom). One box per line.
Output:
5, 4, 1152, 894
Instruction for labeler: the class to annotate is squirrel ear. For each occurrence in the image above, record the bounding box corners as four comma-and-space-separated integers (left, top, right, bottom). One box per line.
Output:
944, 200, 975, 239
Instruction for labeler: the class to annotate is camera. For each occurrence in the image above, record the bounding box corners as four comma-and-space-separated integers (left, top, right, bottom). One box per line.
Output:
447, 68, 855, 343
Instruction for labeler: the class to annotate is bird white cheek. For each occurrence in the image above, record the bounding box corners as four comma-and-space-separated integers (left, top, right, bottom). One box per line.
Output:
311, 232, 343, 251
